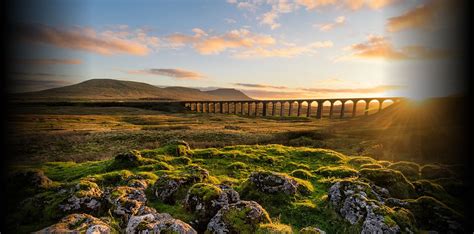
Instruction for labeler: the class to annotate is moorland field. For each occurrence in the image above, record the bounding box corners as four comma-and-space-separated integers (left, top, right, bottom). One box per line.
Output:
4, 96, 469, 233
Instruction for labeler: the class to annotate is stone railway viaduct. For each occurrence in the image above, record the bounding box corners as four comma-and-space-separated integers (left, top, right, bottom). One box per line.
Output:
182, 97, 404, 118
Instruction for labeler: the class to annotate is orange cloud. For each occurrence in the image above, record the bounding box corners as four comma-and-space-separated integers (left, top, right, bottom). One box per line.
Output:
14, 58, 82, 65
386, 0, 441, 32
346, 35, 451, 60
129, 68, 205, 80
166, 28, 276, 55
233, 40, 333, 58
302, 85, 404, 93
16, 23, 156, 56
316, 16, 346, 32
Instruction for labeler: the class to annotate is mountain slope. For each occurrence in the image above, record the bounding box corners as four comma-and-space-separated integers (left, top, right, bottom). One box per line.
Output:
14, 79, 253, 101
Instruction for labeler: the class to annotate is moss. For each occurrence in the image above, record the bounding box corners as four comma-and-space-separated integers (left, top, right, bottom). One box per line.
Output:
109, 150, 157, 170
169, 156, 192, 165
87, 170, 134, 186
290, 169, 314, 179
377, 160, 391, 167
299, 226, 326, 234
360, 163, 383, 169
406, 196, 464, 233
390, 207, 416, 232
420, 164, 453, 179
192, 148, 221, 159
295, 148, 345, 163
188, 183, 222, 202
314, 165, 358, 178
346, 156, 376, 167
359, 168, 416, 199
288, 162, 311, 170
138, 162, 174, 171
227, 162, 248, 170
220, 203, 272, 233
388, 161, 420, 180
256, 223, 293, 234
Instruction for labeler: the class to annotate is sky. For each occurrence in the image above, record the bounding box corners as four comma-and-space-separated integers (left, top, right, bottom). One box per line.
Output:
7, 0, 466, 100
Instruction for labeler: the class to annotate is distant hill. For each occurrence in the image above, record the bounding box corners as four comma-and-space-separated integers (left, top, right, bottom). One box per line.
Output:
12, 79, 253, 101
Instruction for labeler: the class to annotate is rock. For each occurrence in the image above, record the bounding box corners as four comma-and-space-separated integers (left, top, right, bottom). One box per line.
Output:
164, 139, 192, 157
420, 164, 454, 180
126, 206, 197, 234
153, 165, 210, 204
184, 183, 239, 229
299, 226, 326, 234
206, 200, 272, 233
127, 178, 148, 190
14, 170, 52, 189
245, 171, 311, 196
406, 196, 464, 233
59, 180, 103, 214
328, 181, 412, 233
257, 223, 293, 233
388, 161, 420, 180
359, 168, 416, 199
105, 186, 147, 221
34, 213, 114, 233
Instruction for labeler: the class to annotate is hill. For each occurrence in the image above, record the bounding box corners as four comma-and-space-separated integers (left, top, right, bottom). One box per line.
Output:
12, 79, 253, 101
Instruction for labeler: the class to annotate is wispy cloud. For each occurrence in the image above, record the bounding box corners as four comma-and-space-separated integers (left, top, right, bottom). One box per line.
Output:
234, 83, 288, 89
13, 58, 82, 65
233, 40, 333, 58
128, 68, 206, 80
315, 16, 346, 32
386, 0, 441, 32
16, 23, 159, 56
8, 71, 74, 92
342, 35, 451, 61
302, 85, 404, 93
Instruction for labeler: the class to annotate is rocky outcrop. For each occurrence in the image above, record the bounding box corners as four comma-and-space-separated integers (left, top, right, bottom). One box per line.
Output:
184, 183, 240, 229
59, 180, 103, 214
328, 181, 411, 233
245, 171, 312, 196
153, 165, 210, 204
13, 170, 53, 189
34, 213, 114, 233
105, 186, 147, 221
206, 200, 272, 233
126, 206, 197, 234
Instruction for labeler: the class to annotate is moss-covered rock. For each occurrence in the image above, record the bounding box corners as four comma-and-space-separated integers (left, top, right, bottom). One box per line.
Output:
406, 196, 464, 233
256, 223, 293, 234
347, 156, 376, 167
59, 180, 103, 215
314, 165, 358, 178
153, 165, 210, 204
105, 186, 147, 222
420, 164, 453, 179
359, 168, 416, 199
227, 162, 248, 170
162, 140, 192, 157
35, 213, 115, 233
206, 201, 272, 233
388, 161, 420, 180
360, 163, 383, 169
126, 207, 197, 234
290, 169, 314, 179
109, 150, 157, 170
299, 226, 326, 234
242, 171, 313, 197
12, 170, 53, 189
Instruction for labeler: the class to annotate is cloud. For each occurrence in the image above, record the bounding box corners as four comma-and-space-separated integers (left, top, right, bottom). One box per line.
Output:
345, 35, 452, 60
166, 28, 276, 55
128, 68, 205, 80
302, 85, 404, 93
8, 72, 73, 92
234, 83, 288, 89
260, 10, 281, 29
296, 0, 396, 10
386, 0, 441, 32
233, 40, 333, 58
16, 23, 159, 56
13, 58, 82, 65
296, 0, 337, 10
316, 16, 346, 32
225, 18, 237, 24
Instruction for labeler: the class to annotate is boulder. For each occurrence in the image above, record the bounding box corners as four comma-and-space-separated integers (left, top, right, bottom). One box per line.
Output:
126, 206, 197, 234
153, 165, 210, 204
164, 140, 192, 157
206, 200, 272, 233
34, 213, 114, 233
105, 186, 147, 221
184, 183, 240, 229
59, 180, 103, 214
244, 171, 312, 196
299, 226, 326, 234
14, 170, 53, 189
328, 181, 415, 233
359, 168, 416, 199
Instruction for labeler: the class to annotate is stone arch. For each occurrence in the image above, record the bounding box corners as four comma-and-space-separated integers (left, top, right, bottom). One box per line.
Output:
329, 100, 341, 118
256, 102, 264, 116
381, 99, 394, 110
281, 101, 289, 117
367, 99, 380, 115
354, 100, 367, 116
309, 101, 318, 117
267, 102, 274, 116
288, 101, 298, 116
343, 100, 354, 118
300, 101, 309, 117
322, 100, 333, 118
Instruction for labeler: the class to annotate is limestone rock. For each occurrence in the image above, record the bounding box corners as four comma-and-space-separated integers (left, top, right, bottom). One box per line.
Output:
206, 200, 272, 233
59, 180, 103, 214
34, 213, 114, 234
105, 186, 147, 221
300, 226, 326, 234
126, 206, 197, 234
246, 171, 308, 196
